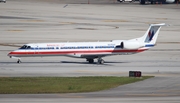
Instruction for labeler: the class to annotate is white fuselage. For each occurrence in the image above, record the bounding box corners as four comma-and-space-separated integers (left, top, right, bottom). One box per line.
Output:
8, 41, 147, 59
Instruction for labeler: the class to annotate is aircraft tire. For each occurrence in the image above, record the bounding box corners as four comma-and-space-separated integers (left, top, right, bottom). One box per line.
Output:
88, 59, 94, 63
17, 59, 21, 64
98, 59, 104, 64
100, 59, 104, 64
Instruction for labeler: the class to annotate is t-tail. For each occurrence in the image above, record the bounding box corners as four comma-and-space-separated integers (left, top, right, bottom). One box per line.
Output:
119, 23, 166, 50
140, 23, 166, 48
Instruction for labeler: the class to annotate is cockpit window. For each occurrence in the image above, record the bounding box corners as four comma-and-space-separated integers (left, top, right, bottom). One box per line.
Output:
19, 45, 27, 49
19, 45, 31, 49
27, 46, 31, 49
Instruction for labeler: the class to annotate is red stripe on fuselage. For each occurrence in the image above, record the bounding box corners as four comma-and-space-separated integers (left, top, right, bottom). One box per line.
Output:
8, 49, 147, 57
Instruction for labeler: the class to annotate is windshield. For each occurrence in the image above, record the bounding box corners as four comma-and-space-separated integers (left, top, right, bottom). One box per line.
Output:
19, 45, 31, 49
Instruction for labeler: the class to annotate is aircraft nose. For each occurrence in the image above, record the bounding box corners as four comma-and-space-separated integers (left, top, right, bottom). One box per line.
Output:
8, 51, 14, 57
8, 52, 12, 56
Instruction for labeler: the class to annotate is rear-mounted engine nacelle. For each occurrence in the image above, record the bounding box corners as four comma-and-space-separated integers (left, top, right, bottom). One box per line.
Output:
120, 41, 144, 49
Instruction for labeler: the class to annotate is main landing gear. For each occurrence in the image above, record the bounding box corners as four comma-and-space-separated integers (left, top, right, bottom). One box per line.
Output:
97, 58, 104, 64
86, 57, 105, 64
86, 59, 94, 63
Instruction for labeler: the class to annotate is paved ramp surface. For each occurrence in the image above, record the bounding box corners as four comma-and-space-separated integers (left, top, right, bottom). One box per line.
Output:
0, 0, 180, 103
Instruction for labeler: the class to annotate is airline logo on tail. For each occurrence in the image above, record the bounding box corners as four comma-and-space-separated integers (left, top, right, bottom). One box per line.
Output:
148, 30, 154, 41
145, 26, 160, 43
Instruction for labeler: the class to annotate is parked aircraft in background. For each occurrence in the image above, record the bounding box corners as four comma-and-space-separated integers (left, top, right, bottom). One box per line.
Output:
117, 0, 176, 4
0, 0, 6, 3
8, 23, 166, 64
139, 0, 175, 4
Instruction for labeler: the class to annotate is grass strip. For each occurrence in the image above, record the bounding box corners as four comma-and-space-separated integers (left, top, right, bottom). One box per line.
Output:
0, 76, 153, 94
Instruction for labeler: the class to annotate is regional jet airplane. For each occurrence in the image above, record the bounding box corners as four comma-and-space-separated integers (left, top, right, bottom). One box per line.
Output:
8, 23, 166, 64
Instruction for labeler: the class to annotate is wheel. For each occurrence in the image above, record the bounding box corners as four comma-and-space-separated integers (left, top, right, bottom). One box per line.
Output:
100, 59, 104, 64
17, 59, 21, 63
88, 59, 94, 63
87, 59, 94, 63
97, 59, 104, 64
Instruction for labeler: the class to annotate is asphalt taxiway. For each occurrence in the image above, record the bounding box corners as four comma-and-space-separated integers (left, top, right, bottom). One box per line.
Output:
0, 0, 180, 103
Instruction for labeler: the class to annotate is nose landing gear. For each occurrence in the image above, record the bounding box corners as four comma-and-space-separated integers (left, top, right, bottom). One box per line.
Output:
10, 56, 21, 64
17, 59, 21, 63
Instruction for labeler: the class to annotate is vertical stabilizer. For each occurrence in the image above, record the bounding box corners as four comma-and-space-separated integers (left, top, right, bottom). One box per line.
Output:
140, 23, 165, 46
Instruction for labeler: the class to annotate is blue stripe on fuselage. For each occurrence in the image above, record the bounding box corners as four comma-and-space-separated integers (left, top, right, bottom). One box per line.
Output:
145, 44, 154, 47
